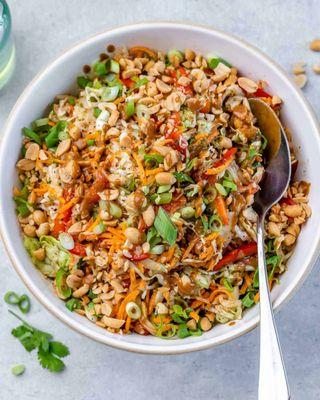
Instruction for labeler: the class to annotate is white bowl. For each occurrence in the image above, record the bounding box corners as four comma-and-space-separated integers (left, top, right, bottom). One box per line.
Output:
1, 22, 320, 354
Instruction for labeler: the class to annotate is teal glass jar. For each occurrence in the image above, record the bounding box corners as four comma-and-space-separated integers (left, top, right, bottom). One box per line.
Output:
0, 0, 15, 90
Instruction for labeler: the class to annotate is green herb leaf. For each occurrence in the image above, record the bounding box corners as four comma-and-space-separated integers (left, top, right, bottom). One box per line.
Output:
9, 310, 69, 373
65, 298, 82, 312
208, 56, 232, 70
154, 207, 178, 246
242, 292, 255, 308
174, 172, 194, 184
49, 341, 70, 358
37, 348, 65, 373
177, 323, 191, 339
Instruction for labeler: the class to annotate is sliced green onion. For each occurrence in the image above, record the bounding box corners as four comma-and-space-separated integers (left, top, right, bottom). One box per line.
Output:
195, 274, 210, 289
45, 121, 67, 148
4, 291, 20, 305
132, 76, 149, 88
55, 268, 72, 299
253, 269, 259, 288
150, 192, 172, 205
11, 365, 25, 376
93, 107, 102, 118
125, 302, 141, 320
58, 129, 69, 141
154, 207, 178, 246
185, 157, 198, 172
201, 215, 209, 233
18, 294, 31, 314
141, 185, 150, 195
242, 292, 255, 308
209, 214, 222, 232
144, 153, 164, 168
157, 185, 171, 194
32, 118, 50, 132
22, 127, 42, 145
94, 61, 107, 76
207, 55, 232, 70
106, 59, 120, 74
101, 86, 120, 101
180, 206, 195, 219
215, 182, 228, 196
222, 179, 237, 192
87, 139, 95, 147
150, 245, 165, 255
59, 232, 74, 250
68, 97, 75, 105
222, 278, 233, 292
109, 202, 122, 219
77, 76, 92, 89
136, 104, 149, 119
125, 99, 135, 119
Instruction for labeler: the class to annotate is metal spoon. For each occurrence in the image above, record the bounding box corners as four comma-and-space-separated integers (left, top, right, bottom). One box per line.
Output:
249, 98, 291, 400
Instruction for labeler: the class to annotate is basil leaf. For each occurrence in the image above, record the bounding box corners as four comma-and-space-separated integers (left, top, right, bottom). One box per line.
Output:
154, 207, 177, 246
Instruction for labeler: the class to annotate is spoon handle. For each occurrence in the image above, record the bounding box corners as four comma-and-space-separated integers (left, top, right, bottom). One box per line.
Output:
257, 215, 290, 400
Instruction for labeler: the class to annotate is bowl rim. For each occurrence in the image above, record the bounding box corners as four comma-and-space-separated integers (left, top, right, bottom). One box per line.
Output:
1, 21, 320, 354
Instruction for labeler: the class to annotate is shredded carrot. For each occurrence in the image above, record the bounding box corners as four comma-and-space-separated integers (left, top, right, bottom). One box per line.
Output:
191, 299, 203, 309
199, 246, 214, 260
215, 196, 229, 225
152, 315, 171, 325
85, 131, 99, 140
148, 291, 157, 315
194, 133, 208, 142
87, 216, 102, 232
114, 96, 125, 105
182, 238, 198, 260
189, 311, 200, 322
145, 167, 164, 176
117, 289, 140, 320
132, 153, 146, 184
166, 245, 176, 262
124, 316, 132, 332
206, 232, 219, 241
48, 121, 56, 126
254, 292, 260, 303
129, 268, 136, 289
208, 288, 233, 303
195, 197, 203, 217
57, 197, 79, 218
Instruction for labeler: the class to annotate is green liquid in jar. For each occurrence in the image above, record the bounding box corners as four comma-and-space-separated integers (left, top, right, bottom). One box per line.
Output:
0, 0, 15, 90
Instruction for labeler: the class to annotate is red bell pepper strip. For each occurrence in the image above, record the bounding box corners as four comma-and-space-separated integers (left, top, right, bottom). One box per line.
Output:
213, 242, 257, 271
280, 197, 296, 206
70, 242, 87, 257
52, 208, 72, 236
253, 88, 272, 98
121, 78, 134, 88
124, 253, 149, 261
205, 147, 237, 176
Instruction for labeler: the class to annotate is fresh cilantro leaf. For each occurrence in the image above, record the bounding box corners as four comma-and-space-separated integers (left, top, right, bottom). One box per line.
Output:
37, 348, 65, 373
49, 341, 70, 358
9, 310, 69, 373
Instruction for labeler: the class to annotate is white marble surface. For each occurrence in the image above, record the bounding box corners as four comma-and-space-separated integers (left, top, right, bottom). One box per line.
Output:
0, 1, 320, 399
